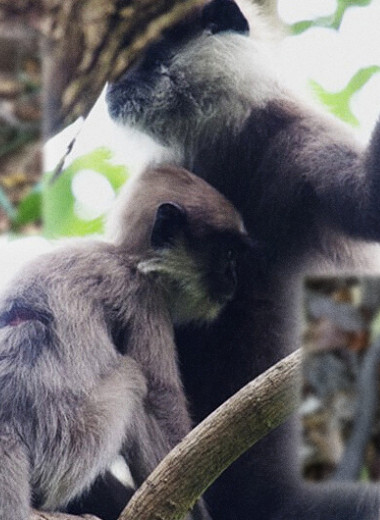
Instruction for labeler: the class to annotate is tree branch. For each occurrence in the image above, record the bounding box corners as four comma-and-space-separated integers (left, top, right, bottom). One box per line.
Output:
30, 349, 301, 520
119, 349, 302, 520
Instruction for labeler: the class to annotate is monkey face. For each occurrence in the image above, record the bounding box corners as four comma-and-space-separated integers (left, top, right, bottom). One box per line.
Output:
163, 230, 254, 325
196, 231, 252, 305
137, 199, 253, 324
106, 0, 268, 150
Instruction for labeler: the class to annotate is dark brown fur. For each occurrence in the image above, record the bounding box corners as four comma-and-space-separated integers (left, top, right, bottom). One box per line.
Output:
105, 1, 380, 519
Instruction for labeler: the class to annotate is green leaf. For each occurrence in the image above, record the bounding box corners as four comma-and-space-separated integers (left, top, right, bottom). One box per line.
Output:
290, 0, 373, 34
11, 184, 42, 228
43, 147, 129, 238
310, 66, 380, 126
291, 20, 315, 35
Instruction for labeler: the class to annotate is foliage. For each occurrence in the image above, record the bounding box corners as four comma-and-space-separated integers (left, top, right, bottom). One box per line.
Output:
11, 184, 42, 229
42, 148, 129, 238
291, 0, 373, 34
284, 0, 380, 134
310, 65, 380, 126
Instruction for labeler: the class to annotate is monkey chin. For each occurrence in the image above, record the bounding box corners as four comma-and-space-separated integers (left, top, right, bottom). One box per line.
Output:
137, 246, 236, 327
168, 289, 231, 326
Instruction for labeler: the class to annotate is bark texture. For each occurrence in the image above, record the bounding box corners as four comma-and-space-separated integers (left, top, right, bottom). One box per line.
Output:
119, 349, 301, 520
28, 349, 301, 520
0, 0, 206, 133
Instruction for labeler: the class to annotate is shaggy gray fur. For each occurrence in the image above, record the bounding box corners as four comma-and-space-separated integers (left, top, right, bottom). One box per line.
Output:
0, 166, 248, 520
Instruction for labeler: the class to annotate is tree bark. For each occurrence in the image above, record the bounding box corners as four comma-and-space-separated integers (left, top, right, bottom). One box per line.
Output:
30, 349, 301, 520
0, 0, 207, 134
119, 349, 301, 520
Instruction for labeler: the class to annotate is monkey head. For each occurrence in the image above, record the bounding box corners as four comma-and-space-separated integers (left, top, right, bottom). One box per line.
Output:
106, 0, 273, 155
108, 165, 255, 324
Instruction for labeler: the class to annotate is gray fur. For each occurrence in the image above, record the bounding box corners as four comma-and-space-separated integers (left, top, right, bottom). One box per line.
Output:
0, 244, 148, 516
0, 166, 247, 519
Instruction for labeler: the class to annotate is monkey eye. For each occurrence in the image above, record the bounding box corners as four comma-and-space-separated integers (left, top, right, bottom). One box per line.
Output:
221, 245, 238, 266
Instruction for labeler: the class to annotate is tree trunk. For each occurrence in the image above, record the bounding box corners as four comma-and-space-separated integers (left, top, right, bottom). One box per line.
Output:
0, 0, 207, 134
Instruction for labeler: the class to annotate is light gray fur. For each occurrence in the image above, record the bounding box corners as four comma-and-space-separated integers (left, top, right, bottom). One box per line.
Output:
112, 31, 284, 162
0, 244, 148, 517
0, 166, 247, 519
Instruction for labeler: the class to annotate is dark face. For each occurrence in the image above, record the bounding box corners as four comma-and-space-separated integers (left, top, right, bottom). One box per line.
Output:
191, 230, 253, 306
148, 199, 255, 324
106, 0, 250, 145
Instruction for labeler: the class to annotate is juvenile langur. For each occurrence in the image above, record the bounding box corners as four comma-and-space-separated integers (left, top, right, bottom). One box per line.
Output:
104, 1, 380, 519
0, 166, 252, 520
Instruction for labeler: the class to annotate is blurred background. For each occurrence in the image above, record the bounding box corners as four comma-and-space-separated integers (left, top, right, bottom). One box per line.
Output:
301, 277, 380, 482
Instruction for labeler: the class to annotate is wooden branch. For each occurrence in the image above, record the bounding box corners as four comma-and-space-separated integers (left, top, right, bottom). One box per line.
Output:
30, 350, 300, 520
119, 349, 302, 520
0, 0, 207, 133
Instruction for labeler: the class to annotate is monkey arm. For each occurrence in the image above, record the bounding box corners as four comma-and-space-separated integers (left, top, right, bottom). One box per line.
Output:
294, 114, 380, 244
117, 304, 210, 519
195, 100, 380, 259
246, 104, 379, 249
125, 305, 193, 446
0, 432, 30, 520
123, 350, 212, 520
64, 355, 148, 488
126, 410, 212, 520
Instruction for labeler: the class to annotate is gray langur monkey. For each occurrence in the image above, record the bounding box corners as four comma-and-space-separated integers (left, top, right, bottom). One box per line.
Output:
0, 165, 253, 520
105, 1, 380, 519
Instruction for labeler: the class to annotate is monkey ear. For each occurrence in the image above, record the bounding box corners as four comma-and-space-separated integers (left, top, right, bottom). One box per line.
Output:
151, 202, 187, 248
201, 0, 249, 35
